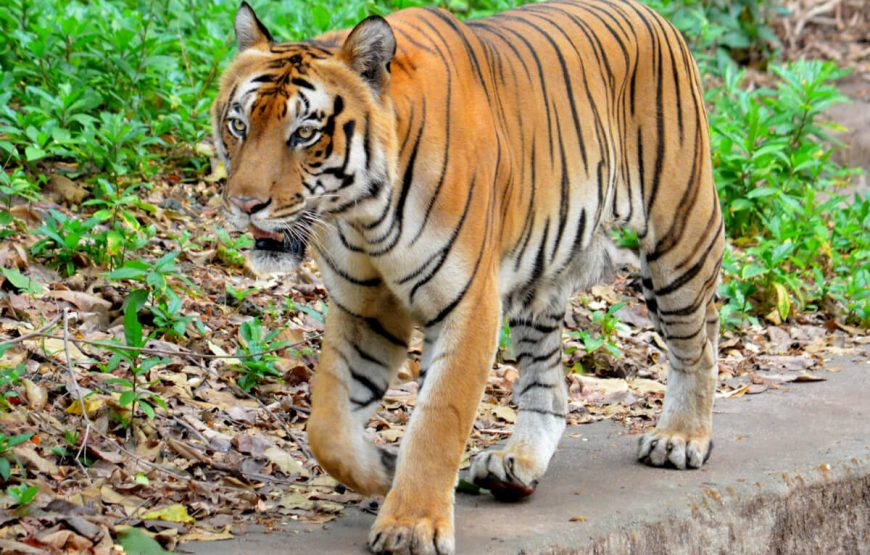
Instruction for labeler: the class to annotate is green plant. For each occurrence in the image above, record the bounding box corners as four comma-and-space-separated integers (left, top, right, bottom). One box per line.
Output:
709, 59, 866, 326
214, 226, 254, 267
30, 210, 104, 276
0, 363, 26, 411
498, 322, 512, 354
0, 268, 43, 295
107, 252, 200, 339
84, 179, 156, 267
225, 284, 257, 306
0, 432, 32, 481
566, 302, 627, 372
646, 0, 782, 68
0, 169, 41, 206
102, 291, 169, 433
50, 429, 80, 460
712, 60, 853, 236
234, 319, 293, 391
5, 483, 38, 507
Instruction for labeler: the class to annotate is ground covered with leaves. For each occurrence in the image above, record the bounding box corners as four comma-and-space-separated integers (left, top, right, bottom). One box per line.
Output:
0, 0, 868, 553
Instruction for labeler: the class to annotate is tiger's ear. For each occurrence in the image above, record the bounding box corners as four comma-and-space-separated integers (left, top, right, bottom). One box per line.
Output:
340, 16, 396, 93
234, 1, 273, 52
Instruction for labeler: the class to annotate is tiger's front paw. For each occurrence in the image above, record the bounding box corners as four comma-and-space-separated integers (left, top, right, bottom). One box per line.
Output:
368, 493, 454, 555
637, 428, 713, 470
469, 450, 540, 501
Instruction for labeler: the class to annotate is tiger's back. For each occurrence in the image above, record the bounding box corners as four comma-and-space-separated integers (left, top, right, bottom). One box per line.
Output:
335, 1, 722, 327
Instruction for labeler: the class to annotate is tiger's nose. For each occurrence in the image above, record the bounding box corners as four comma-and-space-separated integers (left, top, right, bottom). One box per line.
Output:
229, 195, 271, 214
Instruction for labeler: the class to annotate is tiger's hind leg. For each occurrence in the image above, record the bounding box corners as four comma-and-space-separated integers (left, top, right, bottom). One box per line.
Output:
308, 297, 413, 495
637, 217, 724, 469
469, 309, 567, 501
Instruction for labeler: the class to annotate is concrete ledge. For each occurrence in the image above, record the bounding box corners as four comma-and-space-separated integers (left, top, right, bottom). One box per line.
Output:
182, 356, 869, 554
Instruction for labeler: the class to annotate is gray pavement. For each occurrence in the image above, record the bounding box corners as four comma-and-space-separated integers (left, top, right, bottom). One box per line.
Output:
181, 355, 869, 554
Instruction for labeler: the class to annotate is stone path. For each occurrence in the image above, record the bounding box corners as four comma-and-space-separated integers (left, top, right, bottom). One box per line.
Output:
181, 354, 869, 555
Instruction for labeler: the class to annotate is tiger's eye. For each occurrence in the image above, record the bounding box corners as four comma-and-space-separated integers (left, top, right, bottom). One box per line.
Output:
228, 118, 247, 136
296, 125, 314, 140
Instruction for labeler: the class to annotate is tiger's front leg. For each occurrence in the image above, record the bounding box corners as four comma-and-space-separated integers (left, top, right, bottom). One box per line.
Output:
368, 283, 500, 555
308, 297, 413, 495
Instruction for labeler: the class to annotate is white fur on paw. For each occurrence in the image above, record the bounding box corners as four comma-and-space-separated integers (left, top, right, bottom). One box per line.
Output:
637, 430, 711, 469
368, 520, 454, 555
469, 450, 539, 501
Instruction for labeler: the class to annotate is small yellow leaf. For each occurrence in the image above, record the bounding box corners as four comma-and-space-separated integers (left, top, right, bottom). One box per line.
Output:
717, 384, 750, 399
66, 396, 105, 417
140, 504, 195, 524
205, 160, 227, 183
772, 283, 791, 322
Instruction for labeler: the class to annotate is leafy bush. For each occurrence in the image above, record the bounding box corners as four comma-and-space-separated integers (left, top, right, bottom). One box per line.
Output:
647, 0, 783, 67
708, 59, 867, 326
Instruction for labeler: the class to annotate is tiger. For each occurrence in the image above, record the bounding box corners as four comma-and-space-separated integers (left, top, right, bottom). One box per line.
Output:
212, 0, 724, 552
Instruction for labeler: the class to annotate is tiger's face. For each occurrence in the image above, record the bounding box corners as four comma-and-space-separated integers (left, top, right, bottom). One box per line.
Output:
213, 3, 398, 274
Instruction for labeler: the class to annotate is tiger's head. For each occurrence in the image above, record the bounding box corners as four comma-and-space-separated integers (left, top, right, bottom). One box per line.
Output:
213, 2, 399, 274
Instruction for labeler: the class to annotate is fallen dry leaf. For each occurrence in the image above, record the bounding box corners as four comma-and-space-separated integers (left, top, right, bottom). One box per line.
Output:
13, 445, 59, 475
264, 446, 307, 477
141, 504, 196, 524
22, 378, 47, 410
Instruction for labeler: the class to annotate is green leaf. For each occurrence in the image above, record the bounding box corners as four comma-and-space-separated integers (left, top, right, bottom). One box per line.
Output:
140, 401, 155, 419
140, 357, 169, 372
118, 527, 172, 555
1, 268, 44, 295
107, 266, 148, 281
24, 145, 47, 162
0, 457, 10, 481
105, 377, 134, 388
119, 391, 136, 406
124, 302, 143, 349
741, 264, 767, 280
92, 209, 113, 222
456, 478, 481, 495
106, 229, 125, 257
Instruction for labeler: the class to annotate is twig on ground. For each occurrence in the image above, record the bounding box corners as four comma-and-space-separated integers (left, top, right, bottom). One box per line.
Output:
229, 382, 315, 461
171, 415, 210, 445
2, 331, 321, 361
87, 425, 316, 488
62, 308, 93, 485
0, 314, 62, 347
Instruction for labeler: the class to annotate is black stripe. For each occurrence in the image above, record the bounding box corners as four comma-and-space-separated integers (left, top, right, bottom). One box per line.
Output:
353, 344, 386, 367
518, 380, 559, 397
312, 246, 380, 287
364, 318, 408, 348
518, 407, 566, 418
654, 218, 723, 297
508, 318, 560, 334
291, 77, 314, 90
516, 345, 562, 364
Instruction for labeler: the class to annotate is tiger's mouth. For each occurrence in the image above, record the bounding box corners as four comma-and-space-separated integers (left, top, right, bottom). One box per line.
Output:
249, 225, 306, 258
